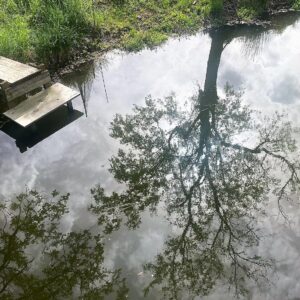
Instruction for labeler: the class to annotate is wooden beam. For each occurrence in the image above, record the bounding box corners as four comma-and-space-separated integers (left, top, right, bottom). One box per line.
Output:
5, 70, 51, 103
0, 56, 39, 84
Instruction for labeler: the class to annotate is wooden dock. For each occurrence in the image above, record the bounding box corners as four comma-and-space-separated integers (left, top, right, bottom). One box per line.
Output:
2, 105, 83, 153
0, 56, 80, 127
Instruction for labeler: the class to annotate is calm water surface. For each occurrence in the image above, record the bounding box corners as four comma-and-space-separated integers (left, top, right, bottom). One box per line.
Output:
1, 12, 300, 300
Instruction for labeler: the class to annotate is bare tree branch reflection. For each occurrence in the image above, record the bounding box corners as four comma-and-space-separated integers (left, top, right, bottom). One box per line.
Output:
90, 26, 300, 298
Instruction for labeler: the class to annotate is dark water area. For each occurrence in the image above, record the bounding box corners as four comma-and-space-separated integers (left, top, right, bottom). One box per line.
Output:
1, 12, 300, 300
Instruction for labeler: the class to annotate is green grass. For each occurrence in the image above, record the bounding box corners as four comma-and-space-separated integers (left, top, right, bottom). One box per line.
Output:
293, 0, 300, 9
0, 0, 297, 69
122, 30, 168, 51
0, 0, 211, 67
237, 0, 268, 20
210, 0, 223, 16
0, 15, 31, 60
0, 0, 94, 67
31, 0, 92, 66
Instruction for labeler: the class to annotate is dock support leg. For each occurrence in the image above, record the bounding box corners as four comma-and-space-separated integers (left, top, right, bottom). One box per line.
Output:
67, 101, 74, 113
30, 123, 37, 132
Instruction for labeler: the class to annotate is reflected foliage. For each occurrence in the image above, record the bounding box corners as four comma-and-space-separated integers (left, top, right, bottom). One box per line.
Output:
90, 85, 300, 298
90, 25, 300, 298
62, 59, 102, 117
62, 60, 97, 115
0, 190, 127, 299
89, 23, 300, 299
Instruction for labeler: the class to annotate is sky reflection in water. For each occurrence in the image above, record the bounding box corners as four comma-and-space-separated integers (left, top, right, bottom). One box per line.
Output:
1, 12, 300, 300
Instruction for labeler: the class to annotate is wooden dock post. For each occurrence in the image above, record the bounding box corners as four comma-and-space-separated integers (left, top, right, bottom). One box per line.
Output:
67, 101, 74, 112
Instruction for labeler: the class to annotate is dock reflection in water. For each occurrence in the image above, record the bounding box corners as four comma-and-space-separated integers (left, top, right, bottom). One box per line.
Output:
0, 106, 83, 153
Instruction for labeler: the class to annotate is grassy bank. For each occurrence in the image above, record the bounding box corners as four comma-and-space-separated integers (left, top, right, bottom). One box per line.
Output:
0, 0, 299, 70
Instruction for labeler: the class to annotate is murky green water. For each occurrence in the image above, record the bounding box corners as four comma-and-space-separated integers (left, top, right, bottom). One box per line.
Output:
1, 12, 300, 300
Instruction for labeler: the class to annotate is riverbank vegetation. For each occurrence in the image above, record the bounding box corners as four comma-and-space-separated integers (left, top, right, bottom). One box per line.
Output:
0, 0, 298, 69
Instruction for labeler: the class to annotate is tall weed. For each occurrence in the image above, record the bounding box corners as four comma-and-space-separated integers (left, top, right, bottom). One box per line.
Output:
31, 0, 92, 65
0, 2, 31, 60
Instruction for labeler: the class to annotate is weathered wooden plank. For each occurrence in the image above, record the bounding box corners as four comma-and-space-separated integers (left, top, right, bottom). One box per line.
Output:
0, 80, 10, 89
5, 70, 51, 102
0, 56, 39, 84
4, 83, 80, 127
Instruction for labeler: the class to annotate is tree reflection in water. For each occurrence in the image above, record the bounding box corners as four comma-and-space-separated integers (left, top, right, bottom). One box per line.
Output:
90, 88, 299, 298
2, 17, 300, 300
0, 191, 128, 299
90, 27, 300, 298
